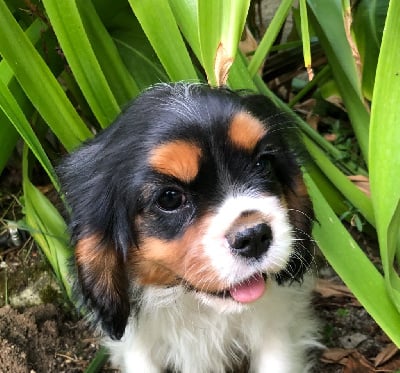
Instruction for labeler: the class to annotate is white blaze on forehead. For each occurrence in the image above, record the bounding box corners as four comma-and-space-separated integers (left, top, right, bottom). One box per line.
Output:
202, 195, 293, 284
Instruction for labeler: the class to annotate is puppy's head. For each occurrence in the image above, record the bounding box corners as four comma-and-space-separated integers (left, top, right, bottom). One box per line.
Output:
59, 83, 313, 339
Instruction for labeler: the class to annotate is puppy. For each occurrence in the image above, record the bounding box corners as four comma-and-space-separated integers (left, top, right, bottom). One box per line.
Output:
59, 83, 318, 372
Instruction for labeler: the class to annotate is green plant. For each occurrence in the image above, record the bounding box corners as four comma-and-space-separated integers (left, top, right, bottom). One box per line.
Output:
0, 0, 399, 361
336, 308, 350, 318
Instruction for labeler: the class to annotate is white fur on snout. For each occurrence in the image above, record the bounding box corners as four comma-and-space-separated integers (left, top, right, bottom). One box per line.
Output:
202, 195, 293, 285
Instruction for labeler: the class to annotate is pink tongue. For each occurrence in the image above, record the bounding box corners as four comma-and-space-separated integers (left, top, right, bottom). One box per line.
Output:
229, 274, 266, 303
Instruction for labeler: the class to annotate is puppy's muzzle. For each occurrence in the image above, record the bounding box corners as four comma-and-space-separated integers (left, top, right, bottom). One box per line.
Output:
227, 222, 272, 259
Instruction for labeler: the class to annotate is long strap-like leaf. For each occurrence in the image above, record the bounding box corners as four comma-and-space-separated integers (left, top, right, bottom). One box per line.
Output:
369, 0, 400, 314
129, 0, 198, 81
22, 146, 73, 299
0, 79, 59, 190
42, 0, 121, 127
0, 1, 91, 150
308, 172, 400, 347
307, 0, 370, 162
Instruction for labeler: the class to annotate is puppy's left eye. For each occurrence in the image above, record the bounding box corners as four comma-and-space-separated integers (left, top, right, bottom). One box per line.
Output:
255, 154, 272, 174
156, 188, 187, 211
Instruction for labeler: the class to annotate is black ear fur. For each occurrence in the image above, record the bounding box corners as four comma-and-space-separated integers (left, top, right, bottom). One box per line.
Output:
58, 132, 133, 340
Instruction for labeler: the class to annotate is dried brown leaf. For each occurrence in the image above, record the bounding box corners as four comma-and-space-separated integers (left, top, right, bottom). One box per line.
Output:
348, 175, 371, 197
378, 358, 400, 372
324, 133, 338, 142
239, 26, 258, 57
322, 348, 376, 372
321, 348, 354, 364
315, 278, 354, 298
344, 352, 374, 373
214, 43, 233, 87
306, 114, 319, 131
374, 343, 399, 367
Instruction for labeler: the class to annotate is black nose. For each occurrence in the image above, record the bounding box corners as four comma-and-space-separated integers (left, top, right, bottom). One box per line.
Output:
227, 223, 273, 259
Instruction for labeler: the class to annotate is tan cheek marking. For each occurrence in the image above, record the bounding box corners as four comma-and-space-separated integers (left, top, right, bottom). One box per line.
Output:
128, 237, 185, 286
149, 140, 202, 183
284, 174, 313, 230
228, 112, 267, 151
129, 217, 228, 292
284, 174, 309, 206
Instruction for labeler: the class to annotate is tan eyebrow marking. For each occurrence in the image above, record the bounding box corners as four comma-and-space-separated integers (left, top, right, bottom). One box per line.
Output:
149, 140, 202, 183
228, 112, 267, 151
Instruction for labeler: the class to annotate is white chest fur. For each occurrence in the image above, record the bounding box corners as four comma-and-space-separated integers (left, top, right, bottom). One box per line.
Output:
104, 276, 319, 373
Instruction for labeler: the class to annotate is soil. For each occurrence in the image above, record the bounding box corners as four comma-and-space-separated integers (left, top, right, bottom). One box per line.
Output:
0, 304, 99, 373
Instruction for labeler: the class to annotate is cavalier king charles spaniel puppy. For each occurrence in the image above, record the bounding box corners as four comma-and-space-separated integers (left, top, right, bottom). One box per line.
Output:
59, 83, 319, 372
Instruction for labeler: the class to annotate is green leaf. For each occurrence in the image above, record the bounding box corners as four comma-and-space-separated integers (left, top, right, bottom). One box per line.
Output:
42, 0, 120, 127
0, 118, 18, 174
0, 78, 59, 189
307, 0, 370, 163
170, 0, 255, 90
22, 146, 73, 299
306, 173, 400, 347
306, 159, 349, 217
111, 11, 169, 89
0, 16, 60, 186
248, 0, 293, 77
128, 0, 198, 81
369, 0, 400, 312
198, 0, 250, 85
84, 347, 109, 373
352, 0, 389, 100
253, 74, 367, 178
0, 2, 91, 150
169, 0, 200, 57
0, 58, 18, 174
299, 0, 313, 79
76, 0, 139, 106
289, 65, 331, 107
227, 51, 258, 91
113, 33, 168, 89
303, 136, 374, 226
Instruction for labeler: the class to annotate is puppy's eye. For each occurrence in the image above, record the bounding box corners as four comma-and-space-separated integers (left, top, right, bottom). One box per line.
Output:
255, 154, 272, 174
156, 188, 187, 211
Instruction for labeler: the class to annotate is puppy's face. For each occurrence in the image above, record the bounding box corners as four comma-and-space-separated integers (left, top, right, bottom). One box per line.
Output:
60, 84, 313, 339
129, 112, 299, 308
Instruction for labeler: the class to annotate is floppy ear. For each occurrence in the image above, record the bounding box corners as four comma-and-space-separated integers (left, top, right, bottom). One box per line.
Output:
75, 235, 130, 339
58, 136, 132, 340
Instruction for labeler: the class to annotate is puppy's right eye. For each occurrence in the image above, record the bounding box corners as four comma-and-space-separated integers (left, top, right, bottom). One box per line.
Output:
255, 154, 272, 175
156, 189, 187, 211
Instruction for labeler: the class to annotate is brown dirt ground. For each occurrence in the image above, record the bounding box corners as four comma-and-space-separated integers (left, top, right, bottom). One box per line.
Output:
0, 303, 97, 373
